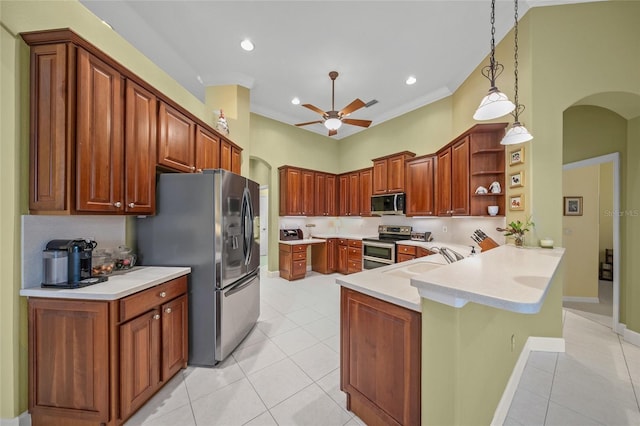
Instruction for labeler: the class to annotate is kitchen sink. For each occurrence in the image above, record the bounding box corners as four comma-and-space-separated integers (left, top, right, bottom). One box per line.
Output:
383, 260, 444, 279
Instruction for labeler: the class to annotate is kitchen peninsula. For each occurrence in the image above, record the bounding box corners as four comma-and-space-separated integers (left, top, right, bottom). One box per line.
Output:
337, 245, 565, 426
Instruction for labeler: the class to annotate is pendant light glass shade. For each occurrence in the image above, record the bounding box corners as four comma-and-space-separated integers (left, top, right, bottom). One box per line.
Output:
501, 121, 533, 145
324, 118, 342, 130
473, 87, 516, 121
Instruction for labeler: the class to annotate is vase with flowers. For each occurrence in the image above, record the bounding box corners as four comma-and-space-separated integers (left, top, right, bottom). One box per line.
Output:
497, 217, 534, 248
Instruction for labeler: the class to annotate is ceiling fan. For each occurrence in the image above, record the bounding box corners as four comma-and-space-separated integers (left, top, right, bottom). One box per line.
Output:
295, 71, 372, 137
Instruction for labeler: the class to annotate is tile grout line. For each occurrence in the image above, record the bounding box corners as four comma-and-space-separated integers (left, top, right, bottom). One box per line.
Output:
541, 347, 559, 425
618, 334, 640, 413
180, 369, 200, 426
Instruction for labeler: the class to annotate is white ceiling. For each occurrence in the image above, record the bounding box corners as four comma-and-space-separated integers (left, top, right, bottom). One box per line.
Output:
80, 0, 598, 139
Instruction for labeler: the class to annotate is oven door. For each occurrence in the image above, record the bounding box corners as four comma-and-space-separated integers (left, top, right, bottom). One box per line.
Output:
362, 241, 396, 269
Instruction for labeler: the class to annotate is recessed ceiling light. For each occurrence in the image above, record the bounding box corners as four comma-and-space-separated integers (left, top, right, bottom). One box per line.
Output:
240, 39, 254, 51
291, 97, 300, 105
406, 76, 417, 85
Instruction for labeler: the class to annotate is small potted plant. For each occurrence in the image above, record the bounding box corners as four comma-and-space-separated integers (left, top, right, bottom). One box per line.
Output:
497, 217, 534, 248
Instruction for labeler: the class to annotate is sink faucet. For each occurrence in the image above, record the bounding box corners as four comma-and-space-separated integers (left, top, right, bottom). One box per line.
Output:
433, 247, 465, 264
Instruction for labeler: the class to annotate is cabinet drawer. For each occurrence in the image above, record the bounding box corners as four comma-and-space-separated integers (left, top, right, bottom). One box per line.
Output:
348, 240, 362, 248
338, 239, 348, 246
348, 247, 362, 259
293, 244, 308, 253
120, 275, 187, 322
397, 245, 417, 256
293, 251, 306, 261
292, 260, 307, 276
417, 247, 435, 258
348, 260, 362, 273
397, 253, 416, 263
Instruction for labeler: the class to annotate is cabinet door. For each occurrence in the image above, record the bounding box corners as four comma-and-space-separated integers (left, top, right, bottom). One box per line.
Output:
279, 167, 302, 215
327, 238, 337, 272
388, 154, 407, 193
406, 156, 435, 216
326, 174, 338, 216
29, 43, 71, 212
372, 159, 388, 195
76, 49, 124, 212
436, 147, 452, 216
220, 139, 232, 171
338, 174, 349, 216
231, 146, 242, 174
301, 169, 315, 215
120, 309, 161, 420
337, 244, 348, 274
314, 173, 327, 216
195, 125, 220, 172
158, 102, 195, 173
359, 168, 373, 216
451, 137, 470, 215
125, 80, 157, 214
348, 172, 360, 216
341, 288, 421, 426
162, 295, 189, 381
28, 298, 110, 423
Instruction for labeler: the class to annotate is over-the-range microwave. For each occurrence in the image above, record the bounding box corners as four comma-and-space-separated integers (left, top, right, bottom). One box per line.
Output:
371, 193, 405, 215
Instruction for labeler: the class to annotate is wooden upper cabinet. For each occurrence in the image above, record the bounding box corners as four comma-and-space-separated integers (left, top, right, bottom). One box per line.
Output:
468, 123, 508, 216
372, 151, 415, 195
28, 43, 72, 212
451, 137, 470, 215
220, 138, 242, 174
301, 169, 315, 215
338, 173, 349, 217
76, 49, 124, 212
436, 137, 470, 216
125, 80, 157, 214
406, 155, 435, 216
326, 174, 338, 216
315, 173, 338, 216
231, 146, 242, 174
348, 172, 360, 216
359, 168, 373, 216
158, 102, 196, 173
195, 125, 220, 172
279, 166, 302, 216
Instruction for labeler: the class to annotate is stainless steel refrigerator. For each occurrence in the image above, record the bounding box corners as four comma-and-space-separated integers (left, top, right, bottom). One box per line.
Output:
136, 169, 260, 366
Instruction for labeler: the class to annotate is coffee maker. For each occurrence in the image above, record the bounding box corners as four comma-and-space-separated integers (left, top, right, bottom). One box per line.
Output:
42, 239, 107, 288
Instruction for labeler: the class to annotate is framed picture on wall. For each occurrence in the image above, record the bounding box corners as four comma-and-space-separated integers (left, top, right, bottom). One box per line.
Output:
509, 171, 524, 188
564, 196, 583, 216
509, 194, 524, 211
509, 147, 524, 166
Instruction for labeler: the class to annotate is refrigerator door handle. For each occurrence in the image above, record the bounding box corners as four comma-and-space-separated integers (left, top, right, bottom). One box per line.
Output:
241, 187, 254, 266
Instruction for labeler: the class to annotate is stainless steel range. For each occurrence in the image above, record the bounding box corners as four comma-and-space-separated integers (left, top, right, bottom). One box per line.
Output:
362, 225, 412, 270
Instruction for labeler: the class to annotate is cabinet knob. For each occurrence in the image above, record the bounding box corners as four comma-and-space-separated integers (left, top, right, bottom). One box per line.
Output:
113, 201, 122, 208
128, 202, 135, 208
159, 291, 167, 298
165, 307, 172, 314
153, 314, 160, 320
196, 168, 202, 173
190, 166, 196, 171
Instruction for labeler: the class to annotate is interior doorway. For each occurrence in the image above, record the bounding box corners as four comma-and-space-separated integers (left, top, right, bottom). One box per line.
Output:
562, 153, 620, 333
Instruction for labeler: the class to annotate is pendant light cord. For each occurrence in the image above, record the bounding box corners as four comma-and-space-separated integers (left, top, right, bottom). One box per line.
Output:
512, 0, 525, 120
481, 0, 504, 88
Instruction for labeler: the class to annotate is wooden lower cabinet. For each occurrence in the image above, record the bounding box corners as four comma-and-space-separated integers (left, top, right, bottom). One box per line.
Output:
341, 287, 421, 426
347, 240, 363, 274
397, 244, 436, 263
279, 243, 308, 280
311, 239, 337, 274
27, 276, 188, 425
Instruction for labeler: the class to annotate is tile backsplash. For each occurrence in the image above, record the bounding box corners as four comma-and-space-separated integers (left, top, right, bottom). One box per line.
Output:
22, 215, 127, 289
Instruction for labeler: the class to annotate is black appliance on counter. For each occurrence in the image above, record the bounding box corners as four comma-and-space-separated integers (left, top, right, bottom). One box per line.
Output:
280, 229, 303, 241
42, 239, 107, 288
362, 225, 412, 269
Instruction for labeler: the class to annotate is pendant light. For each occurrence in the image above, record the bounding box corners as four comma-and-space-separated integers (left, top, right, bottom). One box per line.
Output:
501, 0, 533, 145
473, 0, 515, 121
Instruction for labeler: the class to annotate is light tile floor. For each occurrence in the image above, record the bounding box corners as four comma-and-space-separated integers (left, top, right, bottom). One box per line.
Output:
124, 270, 640, 426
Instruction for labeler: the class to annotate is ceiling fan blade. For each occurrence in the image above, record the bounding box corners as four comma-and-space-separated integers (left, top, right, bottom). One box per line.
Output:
302, 104, 327, 117
328, 129, 338, 137
342, 118, 372, 128
295, 120, 323, 127
339, 98, 365, 116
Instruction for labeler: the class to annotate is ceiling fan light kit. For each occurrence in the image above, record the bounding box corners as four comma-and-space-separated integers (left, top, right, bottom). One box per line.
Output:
295, 71, 372, 136
474, 0, 515, 121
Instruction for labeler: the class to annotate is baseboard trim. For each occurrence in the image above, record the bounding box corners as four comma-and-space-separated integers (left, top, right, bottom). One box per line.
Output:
562, 296, 599, 303
623, 326, 640, 347
0, 411, 31, 426
490, 336, 565, 426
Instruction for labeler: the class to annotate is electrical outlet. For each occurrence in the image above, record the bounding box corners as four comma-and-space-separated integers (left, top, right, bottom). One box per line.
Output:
442, 226, 448, 233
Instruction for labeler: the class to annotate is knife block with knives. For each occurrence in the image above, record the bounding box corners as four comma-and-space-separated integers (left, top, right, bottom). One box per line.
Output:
471, 229, 500, 252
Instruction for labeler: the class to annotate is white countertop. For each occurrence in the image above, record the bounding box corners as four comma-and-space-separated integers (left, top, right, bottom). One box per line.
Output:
20, 266, 191, 300
410, 245, 564, 313
279, 238, 326, 245
336, 245, 564, 314
311, 234, 374, 240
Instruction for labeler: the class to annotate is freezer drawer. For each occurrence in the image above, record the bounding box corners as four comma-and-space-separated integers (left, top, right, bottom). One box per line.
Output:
215, 271, 260, 361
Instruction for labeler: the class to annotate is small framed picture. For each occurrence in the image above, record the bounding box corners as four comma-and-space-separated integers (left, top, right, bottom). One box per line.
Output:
509, 171, 524, 188
563, 196, 583, 216
510, 194, 524, 211
509, 147, 524, 166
